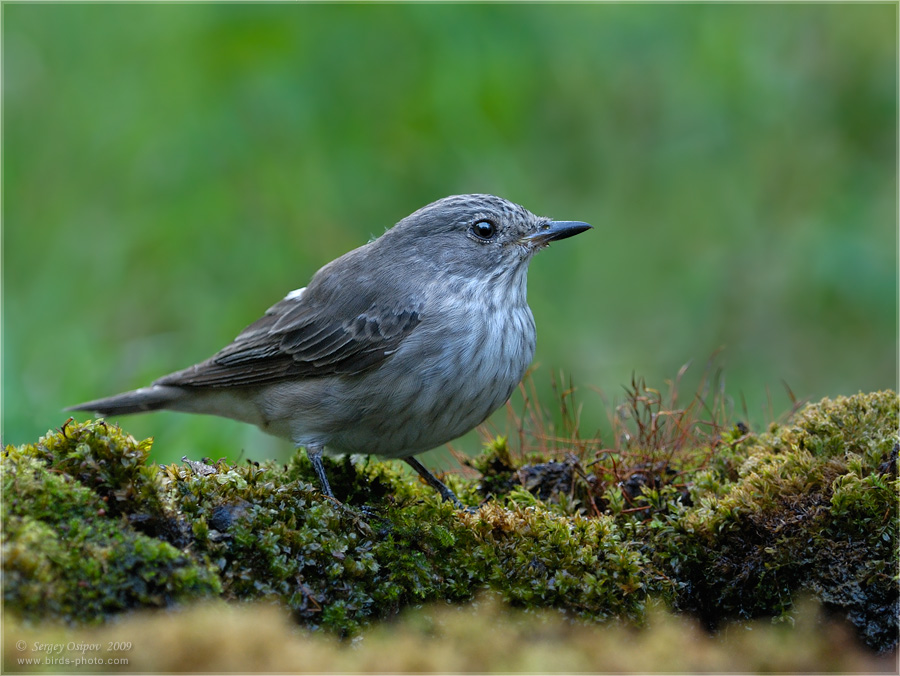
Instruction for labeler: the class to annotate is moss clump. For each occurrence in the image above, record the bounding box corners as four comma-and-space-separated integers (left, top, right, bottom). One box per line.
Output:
464, 435, 521, 497
648, 391, 898, 651
165, 450, 647, 634
466, 436, 601, 517
3, 596, 893, 673
2, 442, 221, 623
3, 419, 647, 635
2, 391, 896, 652
462, 389, 899, 652
14, 419, 187, 544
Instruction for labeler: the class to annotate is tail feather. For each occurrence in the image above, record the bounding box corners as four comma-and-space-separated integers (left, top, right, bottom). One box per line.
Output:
66, 385, 185, 417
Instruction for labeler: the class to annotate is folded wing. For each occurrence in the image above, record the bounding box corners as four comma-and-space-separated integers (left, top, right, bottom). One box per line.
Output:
155, 287, 422, 388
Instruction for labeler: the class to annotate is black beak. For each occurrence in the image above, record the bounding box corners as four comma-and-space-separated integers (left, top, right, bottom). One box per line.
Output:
523, 220, 592, 246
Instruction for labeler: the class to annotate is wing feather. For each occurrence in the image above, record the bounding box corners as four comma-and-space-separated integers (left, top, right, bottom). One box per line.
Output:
155, 285, 422, 388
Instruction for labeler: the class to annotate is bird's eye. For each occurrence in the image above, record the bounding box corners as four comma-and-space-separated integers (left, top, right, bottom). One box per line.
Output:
470, 220, 497, 240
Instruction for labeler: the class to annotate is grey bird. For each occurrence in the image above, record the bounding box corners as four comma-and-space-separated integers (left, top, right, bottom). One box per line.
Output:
68, 194, 591, 506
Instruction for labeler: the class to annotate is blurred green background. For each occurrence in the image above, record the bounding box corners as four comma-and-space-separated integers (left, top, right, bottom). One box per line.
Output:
4, 3, 897, 466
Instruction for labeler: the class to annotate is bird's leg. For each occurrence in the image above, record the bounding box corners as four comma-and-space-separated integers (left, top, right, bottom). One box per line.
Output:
403, 456, 464, 509
306, 445, 337, 501
304, 447, 377, 531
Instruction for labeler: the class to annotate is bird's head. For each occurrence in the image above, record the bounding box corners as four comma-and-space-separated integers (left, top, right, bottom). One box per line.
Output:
384, 194, 591, 277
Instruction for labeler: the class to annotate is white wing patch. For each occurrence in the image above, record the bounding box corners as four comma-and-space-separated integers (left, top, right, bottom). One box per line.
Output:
285, 287, 306, 300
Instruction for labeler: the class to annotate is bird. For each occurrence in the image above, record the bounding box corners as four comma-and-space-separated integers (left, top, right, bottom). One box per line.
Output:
68, 194, 591, 507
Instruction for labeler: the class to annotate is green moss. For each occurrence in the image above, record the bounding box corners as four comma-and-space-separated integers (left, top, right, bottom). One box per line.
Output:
648, 391, 899, 651
466, 436, 603, 517
3, 393, 897, 651
3, 419, 649, 635
4, 596, 893, 673
165, 451, 648, 634
1, 447, 220, 623
13, 418, 186, 544
464, 435, 521, 497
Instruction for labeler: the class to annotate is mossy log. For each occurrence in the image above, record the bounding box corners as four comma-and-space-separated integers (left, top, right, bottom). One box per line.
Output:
2, 391, 897, 652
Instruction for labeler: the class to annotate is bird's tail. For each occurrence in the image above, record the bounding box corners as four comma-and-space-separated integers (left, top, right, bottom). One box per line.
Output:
66, 385, 185, 417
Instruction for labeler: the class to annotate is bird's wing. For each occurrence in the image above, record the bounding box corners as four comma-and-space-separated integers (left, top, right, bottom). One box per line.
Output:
154, 287, 422, 388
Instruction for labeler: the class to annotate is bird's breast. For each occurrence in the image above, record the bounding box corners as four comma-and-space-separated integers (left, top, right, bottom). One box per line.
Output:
287, 273, 537, 458
358, 294, 536, 455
